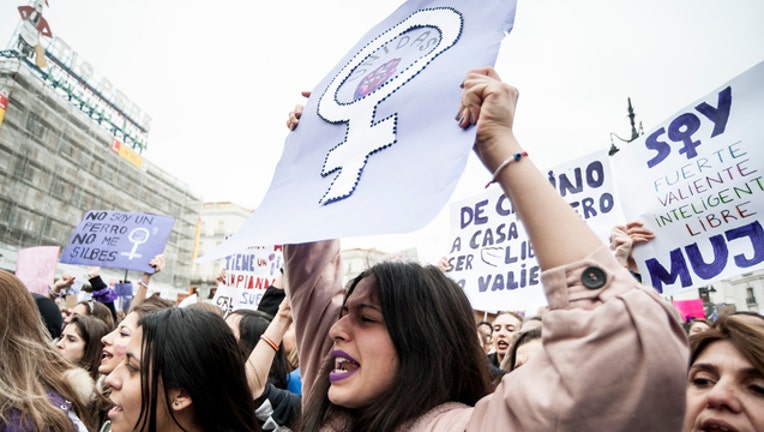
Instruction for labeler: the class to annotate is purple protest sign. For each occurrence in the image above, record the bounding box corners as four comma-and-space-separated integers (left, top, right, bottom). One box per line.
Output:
60, 210, 175, 273
16, 246, 60, 295
114, 282, 134, 297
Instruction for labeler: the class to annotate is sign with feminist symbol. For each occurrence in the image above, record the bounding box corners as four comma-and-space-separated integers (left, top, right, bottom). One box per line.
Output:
60, 210, 175, 273
611, 60, 764, 296
201, 0, 517, 261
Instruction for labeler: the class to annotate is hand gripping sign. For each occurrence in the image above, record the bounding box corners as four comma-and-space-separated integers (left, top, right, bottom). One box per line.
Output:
199, 0, 516, 261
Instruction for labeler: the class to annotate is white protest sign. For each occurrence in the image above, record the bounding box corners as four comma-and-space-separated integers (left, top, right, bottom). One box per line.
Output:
611, 60, 764, 296
212, 284, 239, 316
211, 245, 284, 314
448, 150, 623, 312
199, 0, 517, 262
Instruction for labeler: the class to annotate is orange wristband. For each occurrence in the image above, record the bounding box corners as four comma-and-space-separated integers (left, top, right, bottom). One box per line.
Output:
260, 335, 279, 352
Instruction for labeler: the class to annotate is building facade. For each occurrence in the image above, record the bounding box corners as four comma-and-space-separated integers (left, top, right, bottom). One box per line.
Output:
191, 201, 253, 296
0, 56, 201, 291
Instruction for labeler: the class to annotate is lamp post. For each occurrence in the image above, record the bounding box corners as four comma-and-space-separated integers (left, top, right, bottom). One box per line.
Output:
608, 97, 643, 156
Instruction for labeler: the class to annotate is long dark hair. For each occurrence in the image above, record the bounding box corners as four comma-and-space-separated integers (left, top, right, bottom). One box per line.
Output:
228, 309, 291, 389
68, 314, 110, 380
300, 262, 492, 431
136, 308, 259, 432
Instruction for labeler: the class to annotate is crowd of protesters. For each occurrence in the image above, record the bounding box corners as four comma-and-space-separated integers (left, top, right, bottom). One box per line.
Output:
1, 67, 763, 432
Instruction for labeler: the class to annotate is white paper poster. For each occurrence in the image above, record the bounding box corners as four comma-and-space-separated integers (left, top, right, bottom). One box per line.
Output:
200, 0, 517, 261
611, 60, 764, 296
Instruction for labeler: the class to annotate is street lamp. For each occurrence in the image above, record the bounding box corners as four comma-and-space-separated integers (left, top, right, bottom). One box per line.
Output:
608, 97, 643, 156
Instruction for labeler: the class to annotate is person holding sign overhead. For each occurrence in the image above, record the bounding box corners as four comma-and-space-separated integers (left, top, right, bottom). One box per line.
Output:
284, 67, 688, 431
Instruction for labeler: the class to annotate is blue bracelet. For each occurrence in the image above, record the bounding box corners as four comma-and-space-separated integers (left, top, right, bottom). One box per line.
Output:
485, 151, 528, 188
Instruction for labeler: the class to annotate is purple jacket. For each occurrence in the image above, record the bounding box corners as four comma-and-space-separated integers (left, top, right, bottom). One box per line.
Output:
89, 275, 117, 304
1, 392, 78, 432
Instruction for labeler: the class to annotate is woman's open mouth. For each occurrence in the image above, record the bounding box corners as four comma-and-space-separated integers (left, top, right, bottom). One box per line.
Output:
329, 350, 360, 383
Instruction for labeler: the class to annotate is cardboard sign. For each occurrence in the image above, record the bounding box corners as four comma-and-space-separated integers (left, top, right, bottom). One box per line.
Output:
60, 210, 174, 273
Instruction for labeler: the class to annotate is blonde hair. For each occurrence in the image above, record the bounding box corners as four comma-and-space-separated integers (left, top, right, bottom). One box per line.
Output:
287, 344, 300, 370
0, 271, 93, 430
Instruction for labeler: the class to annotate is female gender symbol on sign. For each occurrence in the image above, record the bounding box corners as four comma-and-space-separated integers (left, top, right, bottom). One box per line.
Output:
316, 7, 463, 205
120, 227, 150, 260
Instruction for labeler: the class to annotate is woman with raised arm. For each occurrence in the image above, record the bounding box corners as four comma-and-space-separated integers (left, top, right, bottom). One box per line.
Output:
285, 67, 688, 431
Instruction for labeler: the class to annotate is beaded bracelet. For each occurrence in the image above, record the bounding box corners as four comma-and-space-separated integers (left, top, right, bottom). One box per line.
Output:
260, 335, 280, 352
485, 151, 528, 188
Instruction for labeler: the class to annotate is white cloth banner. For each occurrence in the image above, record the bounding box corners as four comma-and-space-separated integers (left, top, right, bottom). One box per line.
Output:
200, 0, 517, 262
448, 150, 623, 312
611, 60, 764, 297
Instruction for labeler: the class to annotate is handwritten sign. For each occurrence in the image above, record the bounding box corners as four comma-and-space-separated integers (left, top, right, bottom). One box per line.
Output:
448, 151, 622, 312
611, 60, 764, 296
60, 210, 175, 273
211, 245, 284, 314
199, 0, 517, 261
16, 246, 60, 295
223, 245, 283, 288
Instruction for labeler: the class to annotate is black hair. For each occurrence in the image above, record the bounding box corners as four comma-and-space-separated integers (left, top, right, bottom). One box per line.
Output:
32, 293, 63, 339
67, 315, 110, 380
300, 261, 492, 432
136, 308, 258, 432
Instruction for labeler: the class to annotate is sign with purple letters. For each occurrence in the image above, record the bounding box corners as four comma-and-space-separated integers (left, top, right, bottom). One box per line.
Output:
210, 245, 285, 314
200, 0, 517, 262
448, 150, 623, 312
60, 210, 175, 273
611, 60, 764, 297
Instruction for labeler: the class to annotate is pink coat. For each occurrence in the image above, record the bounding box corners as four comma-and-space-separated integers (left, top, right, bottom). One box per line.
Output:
286, 240, 688, 431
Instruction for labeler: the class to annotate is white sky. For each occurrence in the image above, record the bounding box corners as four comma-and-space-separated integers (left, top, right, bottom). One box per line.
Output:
3, 0, 764, 265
